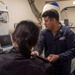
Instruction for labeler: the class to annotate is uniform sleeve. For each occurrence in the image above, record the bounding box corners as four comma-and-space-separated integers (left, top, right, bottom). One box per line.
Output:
59, 29, 75, 63
34, 30, 45, 55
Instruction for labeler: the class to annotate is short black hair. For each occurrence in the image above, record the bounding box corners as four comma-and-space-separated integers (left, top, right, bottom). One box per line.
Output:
42, 9, 59, 21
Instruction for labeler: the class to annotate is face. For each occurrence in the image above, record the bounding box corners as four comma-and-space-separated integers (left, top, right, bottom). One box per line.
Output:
43, 16, 54, 30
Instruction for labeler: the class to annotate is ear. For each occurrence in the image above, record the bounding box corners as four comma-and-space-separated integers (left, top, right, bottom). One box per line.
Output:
52, 18, 56, 23
12, 35, 18, 47
12, 35, 16, 43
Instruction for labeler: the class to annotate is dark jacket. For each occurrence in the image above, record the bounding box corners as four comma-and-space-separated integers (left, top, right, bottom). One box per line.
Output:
0, 47, 47, 75
35, 25, 75, 75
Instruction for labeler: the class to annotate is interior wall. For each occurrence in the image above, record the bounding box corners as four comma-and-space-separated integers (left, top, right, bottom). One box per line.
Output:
57, 1, 75, 11
67, 8, 75, 27
35, 0, 45, 12
0, 0, 75, 33
61, 8, 75, 27
0, 0, 45, 33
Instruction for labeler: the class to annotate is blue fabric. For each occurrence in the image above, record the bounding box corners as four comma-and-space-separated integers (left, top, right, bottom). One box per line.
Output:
34, 24, 75, 75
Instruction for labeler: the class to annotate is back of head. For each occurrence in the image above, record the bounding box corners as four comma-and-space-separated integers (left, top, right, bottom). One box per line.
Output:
42, 9, 59, 21
12, 20, 39, 58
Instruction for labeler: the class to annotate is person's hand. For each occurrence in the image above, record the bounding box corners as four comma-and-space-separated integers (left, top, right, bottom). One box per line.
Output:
47, 54, 59, 63
31, 51, 39, 55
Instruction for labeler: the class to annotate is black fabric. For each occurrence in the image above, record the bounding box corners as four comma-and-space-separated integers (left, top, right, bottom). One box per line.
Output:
0, 47, 47, 75
31, 55, 54, 75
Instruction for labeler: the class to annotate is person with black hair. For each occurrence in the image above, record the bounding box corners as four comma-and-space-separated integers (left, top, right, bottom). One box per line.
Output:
32, 9, 75, 75
0, 20, 47, 75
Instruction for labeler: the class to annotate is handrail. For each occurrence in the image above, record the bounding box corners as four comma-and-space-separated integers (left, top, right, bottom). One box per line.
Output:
28, 0, 42, 23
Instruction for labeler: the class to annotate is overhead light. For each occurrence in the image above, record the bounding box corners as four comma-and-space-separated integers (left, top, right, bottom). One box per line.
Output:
73, 1, 75, 5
